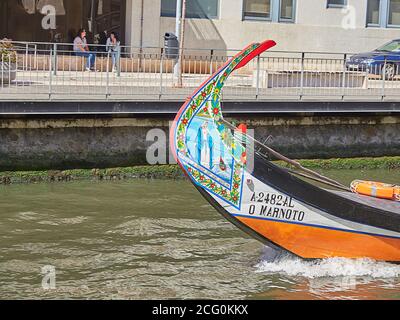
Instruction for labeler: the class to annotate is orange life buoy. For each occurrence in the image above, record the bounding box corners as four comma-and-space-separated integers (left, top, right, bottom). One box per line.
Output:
351, 180, 400, 201
395, 186, 400, 201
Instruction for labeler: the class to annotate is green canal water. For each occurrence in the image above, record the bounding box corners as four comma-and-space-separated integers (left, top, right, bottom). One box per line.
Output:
0, 169, 399, 300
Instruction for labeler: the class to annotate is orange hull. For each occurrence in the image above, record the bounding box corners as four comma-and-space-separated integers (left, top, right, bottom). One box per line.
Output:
237, 216, 400, 262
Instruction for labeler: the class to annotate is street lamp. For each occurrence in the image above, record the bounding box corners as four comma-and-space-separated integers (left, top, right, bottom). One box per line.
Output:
174, 0, 186, 87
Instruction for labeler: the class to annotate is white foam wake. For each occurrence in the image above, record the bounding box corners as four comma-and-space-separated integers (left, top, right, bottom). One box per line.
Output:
255, 248, 400, 279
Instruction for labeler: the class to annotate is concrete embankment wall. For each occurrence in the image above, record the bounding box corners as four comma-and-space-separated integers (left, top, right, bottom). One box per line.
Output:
0, 114, 399, 171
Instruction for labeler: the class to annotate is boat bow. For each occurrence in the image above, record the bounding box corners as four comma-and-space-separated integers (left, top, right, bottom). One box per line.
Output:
171, 40, 276, 209
170, 40, 400, 262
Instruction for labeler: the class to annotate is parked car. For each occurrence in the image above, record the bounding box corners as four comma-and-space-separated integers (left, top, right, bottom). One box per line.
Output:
346, 39, 400, 80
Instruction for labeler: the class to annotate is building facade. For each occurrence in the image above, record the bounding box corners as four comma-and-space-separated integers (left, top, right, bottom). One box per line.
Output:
2, 0, 400, 53
126, 0, 400, 53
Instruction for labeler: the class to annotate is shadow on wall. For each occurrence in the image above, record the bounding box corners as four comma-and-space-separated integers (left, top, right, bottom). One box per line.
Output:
185, 18, 227, 55
159, 16, 228, 74
158, 0, 227, 58
160, 17, 227, 58
161, 18, 228, 74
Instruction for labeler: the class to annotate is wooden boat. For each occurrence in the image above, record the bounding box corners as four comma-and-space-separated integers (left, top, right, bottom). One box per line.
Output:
170, 40, 400, 263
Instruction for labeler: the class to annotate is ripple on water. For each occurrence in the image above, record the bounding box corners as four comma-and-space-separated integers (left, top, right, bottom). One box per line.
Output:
14, 211, 52, 221
37, 216, 90, 226
11, 212, 89, 226
107, 217, 231, 238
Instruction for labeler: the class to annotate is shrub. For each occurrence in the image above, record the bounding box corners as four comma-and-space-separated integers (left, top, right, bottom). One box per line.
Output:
0, 38, 17, 64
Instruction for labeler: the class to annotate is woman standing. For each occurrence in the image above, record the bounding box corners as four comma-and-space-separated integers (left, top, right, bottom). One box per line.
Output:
106, 32, 120, 73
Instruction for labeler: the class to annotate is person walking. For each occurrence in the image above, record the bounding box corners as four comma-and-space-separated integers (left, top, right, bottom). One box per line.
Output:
106, 32, 120, 73
73, 29, 96, 72
98, 30, 108, 55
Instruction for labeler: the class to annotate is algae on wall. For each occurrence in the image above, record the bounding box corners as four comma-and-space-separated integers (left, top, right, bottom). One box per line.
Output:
0, 157, 399, 185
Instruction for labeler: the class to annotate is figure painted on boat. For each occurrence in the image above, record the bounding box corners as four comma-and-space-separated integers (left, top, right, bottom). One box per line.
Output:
197, 121, 214, 169
186, 115, 232, 182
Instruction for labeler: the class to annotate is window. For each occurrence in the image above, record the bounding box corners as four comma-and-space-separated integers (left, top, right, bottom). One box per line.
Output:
161, 0, 219, 19
388, 0, 400, 25
243, 0, 296, 22
327, 0, 347, 8
377, 40, 400, 52
243, 0, 272, 20
367, 0, 381, 25
280, 0, 295, 21
367, 0, 400, 28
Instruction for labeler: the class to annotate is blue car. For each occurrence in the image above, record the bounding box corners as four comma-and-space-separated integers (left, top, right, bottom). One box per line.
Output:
346, 39, 400, 80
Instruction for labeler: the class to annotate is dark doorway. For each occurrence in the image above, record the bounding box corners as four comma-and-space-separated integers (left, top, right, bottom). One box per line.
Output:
0, 0, 126, 45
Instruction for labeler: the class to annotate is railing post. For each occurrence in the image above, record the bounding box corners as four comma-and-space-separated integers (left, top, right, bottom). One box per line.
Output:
300, 52, 305, 99
106, 52, 110, 98
25, 43, 29, 72
342, 53, 347, 99
160, 48, 164, 99
52, 43, 57, 76
34, 44, 38, 70
256, 54, 260, 99
209, 49, 214, 75
117, 46, 121, 77
48, 47, 53, 99
382, 57, 386, 100
0, 53, 3, 88
1, 54, 4, 89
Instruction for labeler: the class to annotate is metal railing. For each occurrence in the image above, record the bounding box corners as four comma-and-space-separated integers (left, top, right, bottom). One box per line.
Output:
1, 40, 400, 101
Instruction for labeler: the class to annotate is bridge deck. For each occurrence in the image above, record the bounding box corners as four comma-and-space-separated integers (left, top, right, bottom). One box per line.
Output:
0, 100, 399, 117
2, 69, 400, 104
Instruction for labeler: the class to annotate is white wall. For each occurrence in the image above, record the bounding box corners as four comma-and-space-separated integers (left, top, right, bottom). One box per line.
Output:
297, 0, 367, 28
125, 0, 400, 53
126, 0, 162, 48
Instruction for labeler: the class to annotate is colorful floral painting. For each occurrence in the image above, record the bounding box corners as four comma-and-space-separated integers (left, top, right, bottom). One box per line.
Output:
174, 43, 260, 208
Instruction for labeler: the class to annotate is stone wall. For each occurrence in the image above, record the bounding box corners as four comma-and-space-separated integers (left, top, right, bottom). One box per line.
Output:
0, 114, 398, 171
